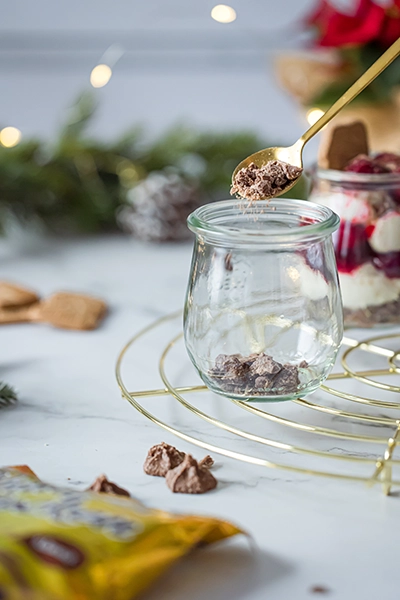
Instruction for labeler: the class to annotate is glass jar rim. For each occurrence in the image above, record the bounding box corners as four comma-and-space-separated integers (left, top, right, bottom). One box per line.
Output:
187, 198, 339, 245
316, 167, 400, 185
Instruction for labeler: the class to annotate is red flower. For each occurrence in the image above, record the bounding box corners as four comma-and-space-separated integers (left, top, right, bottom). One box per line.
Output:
307, 0, 400, 48
379, 2, 400, 46
305, 0, 337, 29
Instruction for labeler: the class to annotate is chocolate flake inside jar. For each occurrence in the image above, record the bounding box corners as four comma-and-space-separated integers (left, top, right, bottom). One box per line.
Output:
230, 160, 303, 202
209, 353, 308, 396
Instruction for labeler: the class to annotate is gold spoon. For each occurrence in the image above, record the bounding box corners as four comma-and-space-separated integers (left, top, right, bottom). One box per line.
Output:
232, 36, 400, 199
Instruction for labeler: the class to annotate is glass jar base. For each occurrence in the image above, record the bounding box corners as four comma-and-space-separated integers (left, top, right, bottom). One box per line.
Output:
202, 378, 321, 403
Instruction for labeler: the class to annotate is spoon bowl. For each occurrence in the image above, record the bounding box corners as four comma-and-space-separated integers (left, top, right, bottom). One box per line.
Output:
232, 141, 304, 197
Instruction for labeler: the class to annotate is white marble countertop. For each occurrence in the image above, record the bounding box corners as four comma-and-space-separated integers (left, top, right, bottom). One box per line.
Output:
1, 234, 399, 600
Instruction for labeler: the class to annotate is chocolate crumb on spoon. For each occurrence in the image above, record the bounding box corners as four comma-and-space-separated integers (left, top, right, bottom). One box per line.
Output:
230, 160, 303, 202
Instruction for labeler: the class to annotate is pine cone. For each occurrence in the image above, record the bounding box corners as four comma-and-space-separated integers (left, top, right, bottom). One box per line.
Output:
118, 171, 203, 242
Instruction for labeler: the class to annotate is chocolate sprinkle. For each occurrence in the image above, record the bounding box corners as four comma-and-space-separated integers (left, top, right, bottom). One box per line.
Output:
230, 160, 303, 201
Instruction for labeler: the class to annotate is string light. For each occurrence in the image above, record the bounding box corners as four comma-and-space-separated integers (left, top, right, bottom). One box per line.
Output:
90, 64, 112, 88
0, 127, 22, 148
211, 4, 237, 23
306, 108, 325, 126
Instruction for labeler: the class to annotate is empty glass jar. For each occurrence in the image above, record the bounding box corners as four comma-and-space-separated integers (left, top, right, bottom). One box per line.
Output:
184, 199, 343, 401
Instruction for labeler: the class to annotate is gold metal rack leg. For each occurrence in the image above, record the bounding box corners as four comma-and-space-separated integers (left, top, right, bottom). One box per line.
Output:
370, 422, 400, 496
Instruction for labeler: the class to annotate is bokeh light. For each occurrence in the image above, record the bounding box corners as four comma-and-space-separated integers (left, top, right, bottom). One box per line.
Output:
0, 127, 22, 148
306, 108, 325, 126
211, 4, 237, 23
90, 64, 112, 88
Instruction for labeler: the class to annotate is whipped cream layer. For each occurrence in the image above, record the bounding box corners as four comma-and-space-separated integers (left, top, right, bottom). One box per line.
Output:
339, 263, 400, 310
368, 212, 400, 253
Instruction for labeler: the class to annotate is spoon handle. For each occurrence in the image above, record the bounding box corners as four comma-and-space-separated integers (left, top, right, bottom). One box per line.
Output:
300, 36, 400, 146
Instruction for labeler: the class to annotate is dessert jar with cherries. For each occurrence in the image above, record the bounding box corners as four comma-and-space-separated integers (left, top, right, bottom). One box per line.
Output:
184, 199, 343, 402
310, 155, 400, 327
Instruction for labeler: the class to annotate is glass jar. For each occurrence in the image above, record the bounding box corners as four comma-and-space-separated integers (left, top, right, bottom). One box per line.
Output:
310, 169, 400, 327
184, 199, 343, 402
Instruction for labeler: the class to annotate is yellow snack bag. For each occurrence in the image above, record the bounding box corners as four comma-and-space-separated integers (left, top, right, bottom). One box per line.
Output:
0, 467, 242, 600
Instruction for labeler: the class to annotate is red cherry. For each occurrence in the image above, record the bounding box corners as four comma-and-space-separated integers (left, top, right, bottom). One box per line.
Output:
345, 155, 389, 174
374, 153, 400, 172
365, 224, 375, 238
373, 252, 400, 278
334, 221, 373, 273
374, 152, 400, 162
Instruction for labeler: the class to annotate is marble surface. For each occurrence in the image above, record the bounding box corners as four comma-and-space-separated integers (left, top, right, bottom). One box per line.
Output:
1, 234, 400, 600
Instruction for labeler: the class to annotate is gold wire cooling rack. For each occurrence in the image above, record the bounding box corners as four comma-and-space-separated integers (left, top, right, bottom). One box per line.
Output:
116, 311, 400, 495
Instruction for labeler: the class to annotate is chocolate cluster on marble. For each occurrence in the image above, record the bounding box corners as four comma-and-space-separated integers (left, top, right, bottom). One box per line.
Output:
143, 442, 186, 477
166, 454, 217, 494
143, 443, 216, 494
230, 160, 303, 202
87, 474, 130, 497
209, 353, 308, 396
199, 455, 214, 469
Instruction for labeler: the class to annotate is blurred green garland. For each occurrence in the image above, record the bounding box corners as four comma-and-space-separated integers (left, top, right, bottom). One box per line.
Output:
0, 92, 306, 235
310, 46, 400, 109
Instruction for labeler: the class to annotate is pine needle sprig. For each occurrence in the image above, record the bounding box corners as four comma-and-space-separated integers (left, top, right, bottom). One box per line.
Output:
0, 382, 18, 408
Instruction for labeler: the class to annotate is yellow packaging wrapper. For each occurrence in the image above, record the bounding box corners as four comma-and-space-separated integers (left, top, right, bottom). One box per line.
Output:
0, 466, 242, 600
